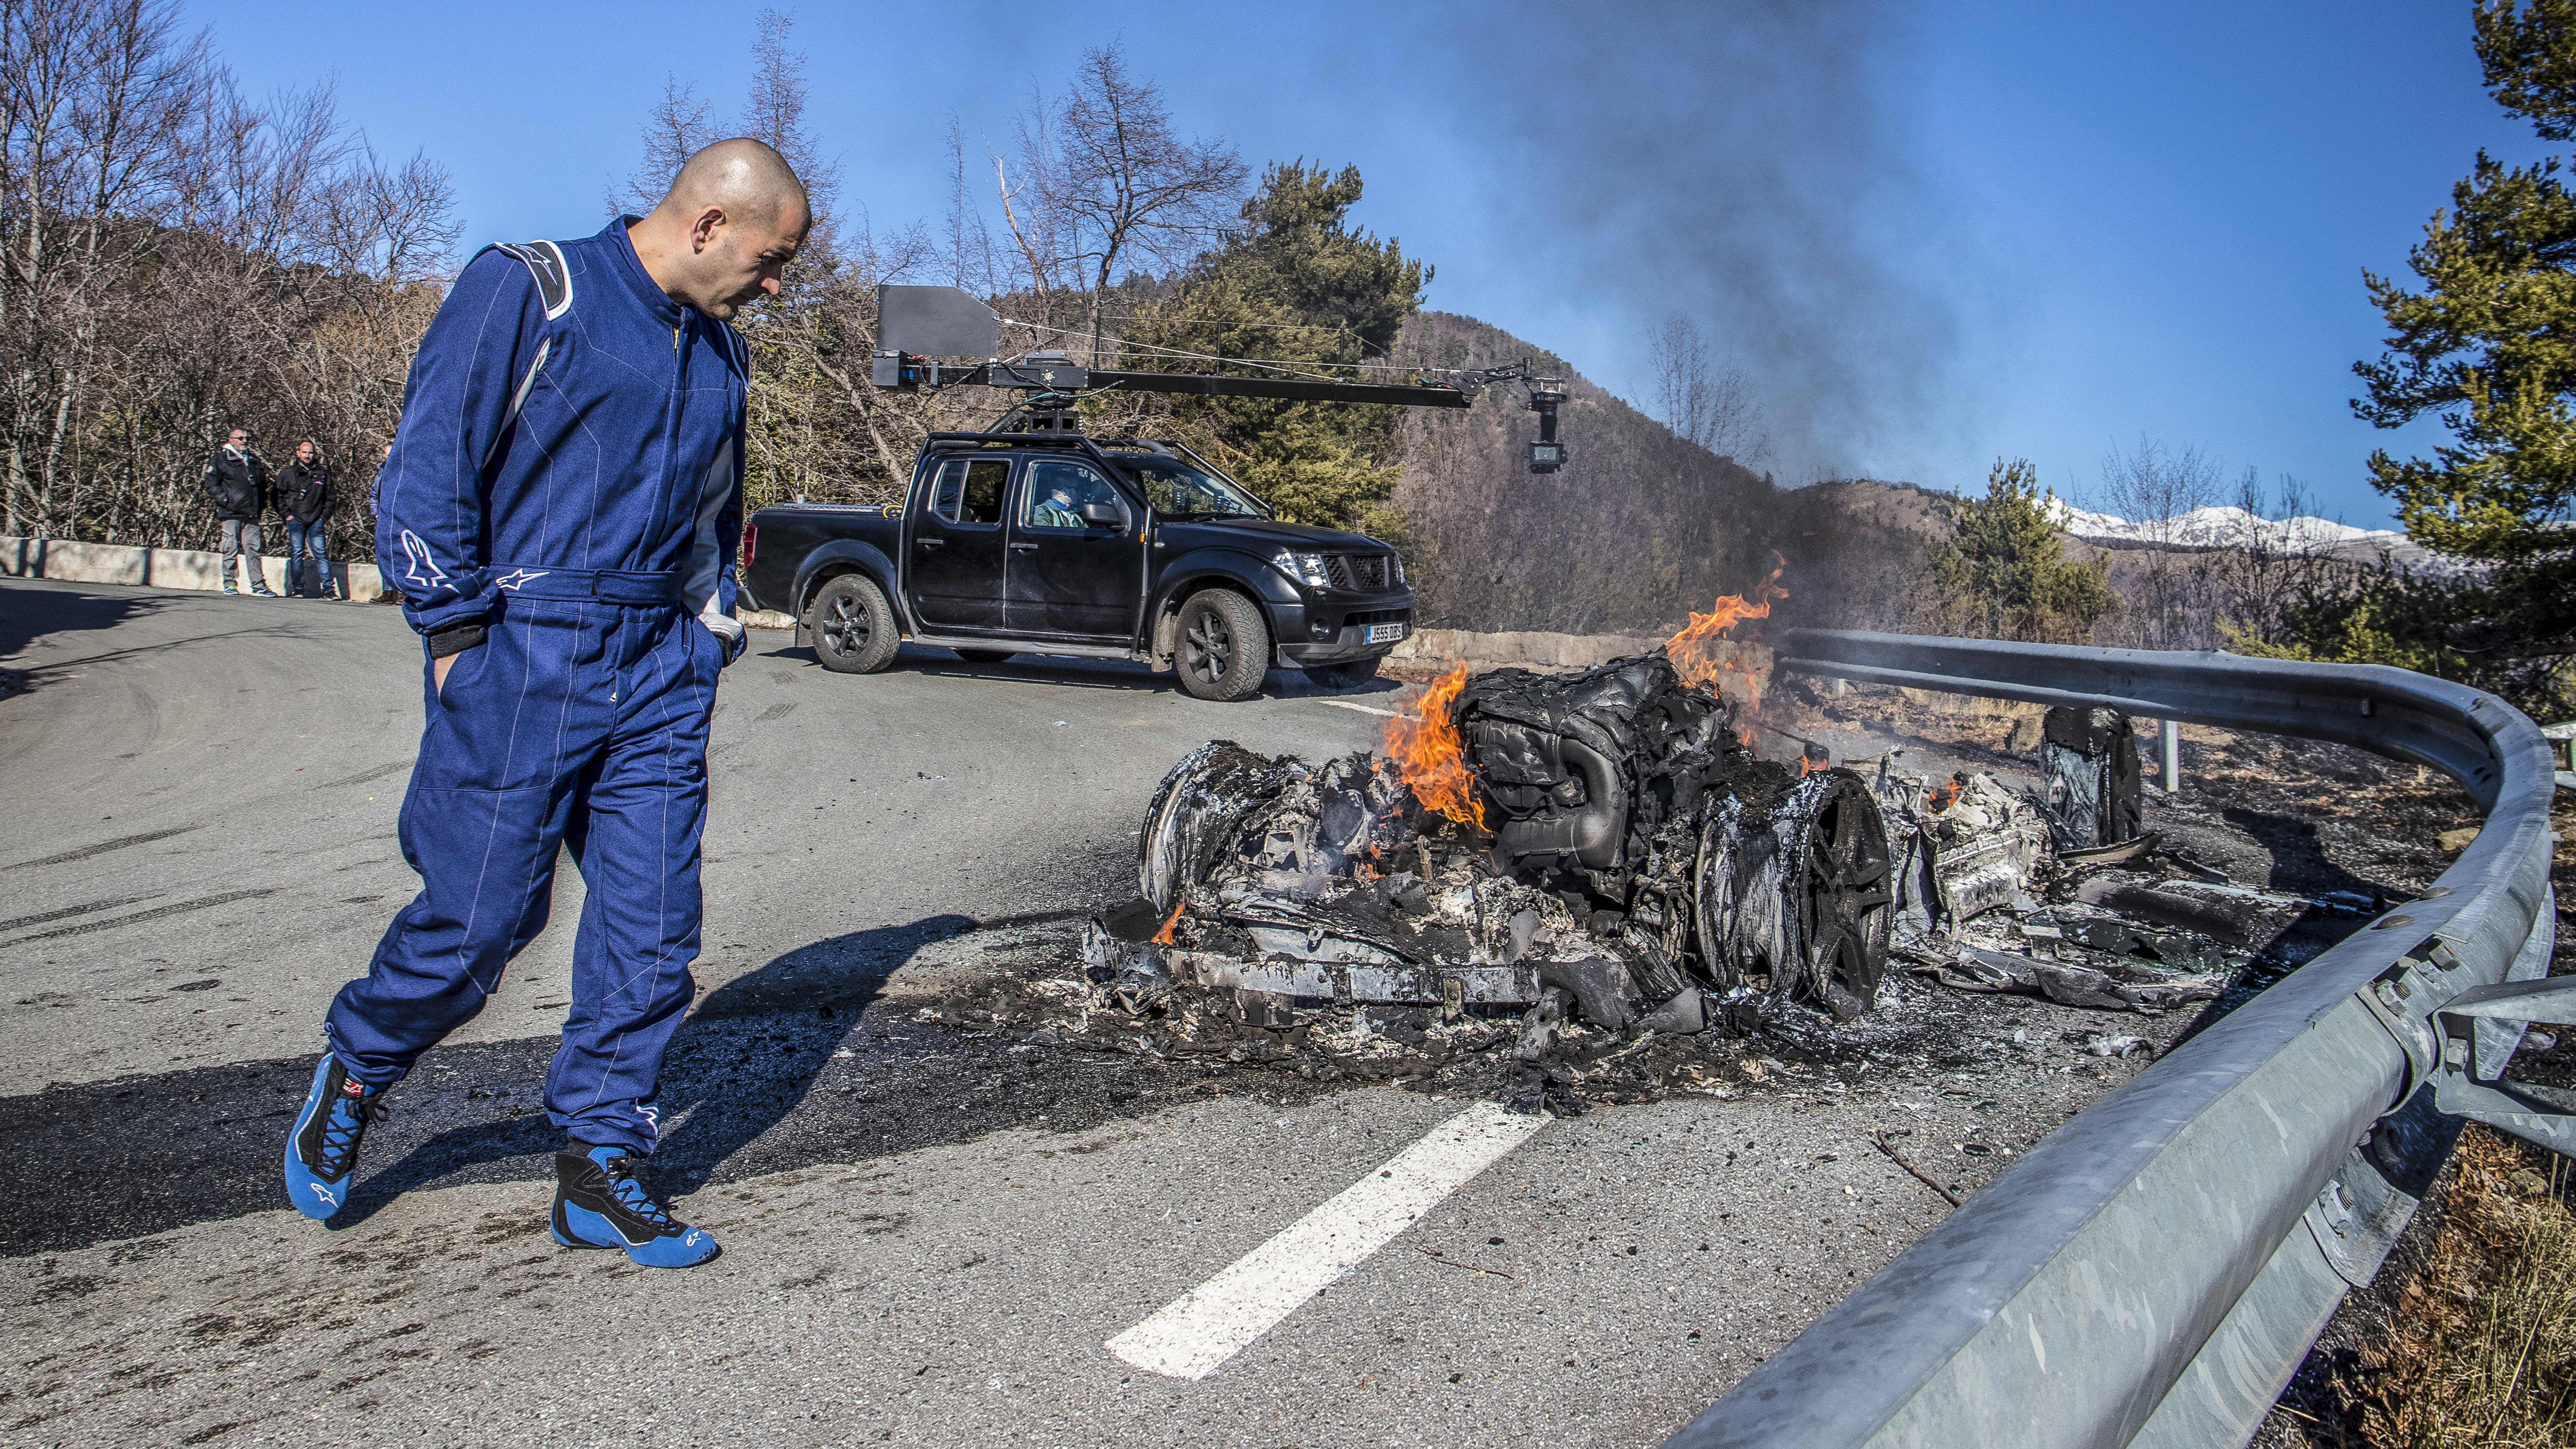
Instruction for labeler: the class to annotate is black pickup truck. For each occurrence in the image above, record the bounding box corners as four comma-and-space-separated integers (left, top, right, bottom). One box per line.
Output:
738, 431, 1414, 701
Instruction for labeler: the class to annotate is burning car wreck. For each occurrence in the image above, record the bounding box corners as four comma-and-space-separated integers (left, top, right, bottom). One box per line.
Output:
963, 626, 2382, 1111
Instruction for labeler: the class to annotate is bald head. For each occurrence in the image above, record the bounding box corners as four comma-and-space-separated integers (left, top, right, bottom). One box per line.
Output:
628, 137, 812, 321
659, 138, 809, 230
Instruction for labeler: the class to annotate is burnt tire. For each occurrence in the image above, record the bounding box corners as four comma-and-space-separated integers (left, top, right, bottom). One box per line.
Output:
1694, 768, 1894, 1020
1137, 742, 1298, 911
1302, 658, 1380, 691
952, 649, 1015, 664
1174, 589, 1269, 702
808, 574, 899, 675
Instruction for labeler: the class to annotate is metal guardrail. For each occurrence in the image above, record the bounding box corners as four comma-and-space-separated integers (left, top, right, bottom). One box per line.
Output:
1663, 631, 2560, 1449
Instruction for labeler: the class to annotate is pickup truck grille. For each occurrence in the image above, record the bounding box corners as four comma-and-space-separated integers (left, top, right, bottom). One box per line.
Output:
1325, 554, 1392, 591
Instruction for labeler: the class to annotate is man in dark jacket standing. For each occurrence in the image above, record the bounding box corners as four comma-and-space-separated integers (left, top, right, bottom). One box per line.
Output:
278, 439, 333, 598
205, 428, 276, 597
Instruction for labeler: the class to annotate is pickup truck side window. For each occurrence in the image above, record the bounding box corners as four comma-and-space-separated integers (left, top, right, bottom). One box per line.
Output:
1123, 457, 1266, 519
1022, 460, 1125, 530
933, 458, 1010, 525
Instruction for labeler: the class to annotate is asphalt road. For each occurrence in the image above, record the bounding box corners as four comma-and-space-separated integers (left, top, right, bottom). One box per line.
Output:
0, 579, 2175, 1447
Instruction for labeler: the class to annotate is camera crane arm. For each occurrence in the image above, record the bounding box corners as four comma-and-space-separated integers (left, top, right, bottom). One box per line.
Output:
868, 285, 1567, 469
872, 355, 1476, 410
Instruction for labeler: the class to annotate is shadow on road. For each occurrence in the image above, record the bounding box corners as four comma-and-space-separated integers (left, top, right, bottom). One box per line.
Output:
2220, 806, 2389, 902
323, 916, 977, 1227
0, 906, 1289, 1257
0, 581, 170, 675
753, 637, 1409, 705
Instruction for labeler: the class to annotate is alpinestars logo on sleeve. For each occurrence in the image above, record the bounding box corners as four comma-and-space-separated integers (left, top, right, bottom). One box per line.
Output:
400, 530, 448, 589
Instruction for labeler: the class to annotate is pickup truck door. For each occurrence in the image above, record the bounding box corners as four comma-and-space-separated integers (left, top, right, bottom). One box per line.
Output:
1003, 457, 1146, 640
908, 456, 1011, 633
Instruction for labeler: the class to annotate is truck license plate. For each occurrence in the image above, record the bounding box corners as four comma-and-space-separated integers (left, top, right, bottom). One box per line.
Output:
1366, 623, 1406, 643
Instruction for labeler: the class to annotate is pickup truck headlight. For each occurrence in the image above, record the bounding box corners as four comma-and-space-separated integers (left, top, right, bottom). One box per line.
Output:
1272, 548, 1331, 589
1391, 553, 1406, 586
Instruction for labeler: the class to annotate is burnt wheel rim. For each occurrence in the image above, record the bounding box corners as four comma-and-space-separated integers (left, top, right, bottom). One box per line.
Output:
1799, 780, 1893, 1018
821, 593, 868, 656
1182, 607, 1231, 684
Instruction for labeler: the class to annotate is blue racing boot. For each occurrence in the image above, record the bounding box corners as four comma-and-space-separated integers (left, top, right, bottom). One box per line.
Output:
551, 1144, 719, 1268
283, 1053, 389, 1220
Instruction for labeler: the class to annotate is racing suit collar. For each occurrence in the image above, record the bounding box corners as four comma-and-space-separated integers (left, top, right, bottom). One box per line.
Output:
602, 216, 688, 328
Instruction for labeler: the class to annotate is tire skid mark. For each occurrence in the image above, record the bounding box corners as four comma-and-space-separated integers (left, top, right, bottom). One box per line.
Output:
0, 894, 156, 934
4, 825, 201, 871
318, 761, 410, 789
6, 888, 277, 944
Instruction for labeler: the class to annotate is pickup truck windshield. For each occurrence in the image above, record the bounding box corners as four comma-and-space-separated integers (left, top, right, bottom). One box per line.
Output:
1120, 458, 1268, 520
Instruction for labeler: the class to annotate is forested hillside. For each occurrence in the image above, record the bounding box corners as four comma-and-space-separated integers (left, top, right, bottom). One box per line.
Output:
1392, 312, 1930, 637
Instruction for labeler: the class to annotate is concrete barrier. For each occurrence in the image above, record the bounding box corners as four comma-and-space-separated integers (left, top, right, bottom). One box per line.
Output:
3, 535, 392, 601
1383, 625, 1774, 712
1388, 627, 1670, 672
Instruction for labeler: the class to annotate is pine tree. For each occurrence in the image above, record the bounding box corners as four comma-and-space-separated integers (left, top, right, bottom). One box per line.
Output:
1125, 162, 1429, 538
2340, 0, 2576, 714
1927, 460, 2118, 644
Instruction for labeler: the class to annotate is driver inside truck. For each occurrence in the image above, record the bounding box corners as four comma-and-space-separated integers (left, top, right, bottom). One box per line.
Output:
1028, 485, 1080, 528
1024, 462, 1121, 529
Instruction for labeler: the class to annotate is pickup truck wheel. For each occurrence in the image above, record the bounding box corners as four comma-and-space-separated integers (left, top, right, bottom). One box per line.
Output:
952, 649, 1015, 664
1175, 589, 1269, 702
808, 575, 899, 675
1301, 659, 1380, 691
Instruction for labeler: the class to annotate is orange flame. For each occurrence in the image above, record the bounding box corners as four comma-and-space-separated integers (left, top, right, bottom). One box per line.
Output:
1926, 776, 1962, 812
1665, 552, 1788, 707
1382, 663, 1489, 831
1150, 898, 1186, 945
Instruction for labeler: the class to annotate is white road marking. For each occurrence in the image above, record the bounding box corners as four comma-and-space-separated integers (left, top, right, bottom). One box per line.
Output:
1314, 699, 1398, 718
1105, 1101, 1546, 1380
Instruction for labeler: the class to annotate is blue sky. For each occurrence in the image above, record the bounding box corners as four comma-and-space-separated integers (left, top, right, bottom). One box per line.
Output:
201, 0, 2544, 528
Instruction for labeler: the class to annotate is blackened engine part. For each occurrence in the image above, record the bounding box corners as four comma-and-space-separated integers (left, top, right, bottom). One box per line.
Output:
2041, 706, 2143, 851
1139, 741, 1300, 911
1453, 653, 1740, 880
1694, 769, 1895, 1021
1538, 958, 1636, 1032
1493, 735, 1625, 868
1919, 945, 2220, 1013
1636, 986, 1707, 1034
1911, 772, 2055, 926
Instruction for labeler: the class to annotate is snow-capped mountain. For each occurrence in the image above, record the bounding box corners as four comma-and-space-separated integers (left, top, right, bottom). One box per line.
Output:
2044, 499, 2404, 551
2040, 499, 2470, 577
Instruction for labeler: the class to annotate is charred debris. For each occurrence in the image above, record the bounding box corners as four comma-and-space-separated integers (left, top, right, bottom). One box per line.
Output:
948, 653, 2381, 1111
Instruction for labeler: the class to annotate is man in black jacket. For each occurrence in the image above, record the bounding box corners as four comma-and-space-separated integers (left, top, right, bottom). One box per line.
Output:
205, 427, 276, 597
278, 439, 332, 598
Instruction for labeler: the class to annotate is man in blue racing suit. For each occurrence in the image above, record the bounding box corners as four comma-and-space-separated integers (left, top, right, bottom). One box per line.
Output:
283, 140, 809, 1268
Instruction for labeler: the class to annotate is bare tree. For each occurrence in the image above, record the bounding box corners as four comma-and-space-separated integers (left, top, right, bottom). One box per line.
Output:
2211, 468, 2344, 649
0, 0, 458, 553
740, 9, 835, 214
942, 116, 995, 295
617, 75, 709, 215
2096, 435, 2222, 649
991, 84, 1069, 325
1646, 312, 1767, 465
993, 44, 1245, 363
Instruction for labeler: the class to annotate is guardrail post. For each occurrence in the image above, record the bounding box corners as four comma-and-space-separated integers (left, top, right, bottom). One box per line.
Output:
2160, 718, 2181, 790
